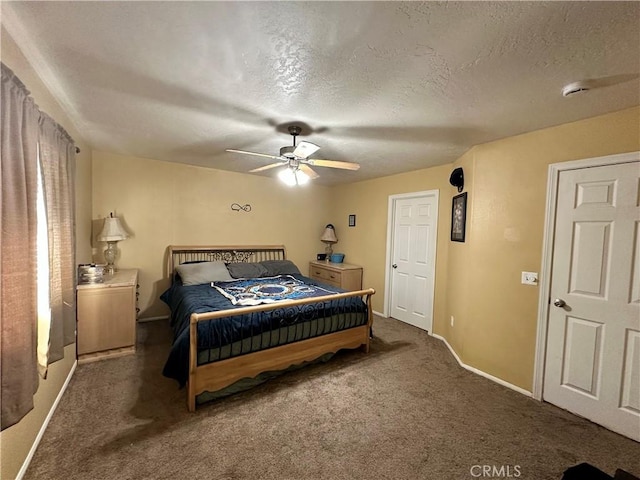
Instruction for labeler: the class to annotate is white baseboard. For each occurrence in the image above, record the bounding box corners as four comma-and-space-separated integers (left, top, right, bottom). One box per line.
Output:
17, 360, 77, 480
137, 315, 168, 323
372, 310, 386, 318
431, 333, 532, 398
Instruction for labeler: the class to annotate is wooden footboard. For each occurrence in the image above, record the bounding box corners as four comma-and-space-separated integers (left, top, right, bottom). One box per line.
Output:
187, 289, 375, 412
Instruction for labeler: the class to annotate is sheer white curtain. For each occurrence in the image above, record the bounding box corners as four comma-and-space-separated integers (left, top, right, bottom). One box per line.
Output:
0, 63, 40, 430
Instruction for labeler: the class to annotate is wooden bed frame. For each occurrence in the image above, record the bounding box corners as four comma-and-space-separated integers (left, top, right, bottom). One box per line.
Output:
167, 245, 375, 411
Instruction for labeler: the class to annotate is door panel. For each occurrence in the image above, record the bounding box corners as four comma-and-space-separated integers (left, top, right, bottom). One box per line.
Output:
397, 225, 410, 261
561, 316, 603, 397
569, 222, 611, 297
412, 275, 429, 318
631, 222, 640, 304
543, 161, 640, 441
395, 272, 409, 313
621, 329, 640, 414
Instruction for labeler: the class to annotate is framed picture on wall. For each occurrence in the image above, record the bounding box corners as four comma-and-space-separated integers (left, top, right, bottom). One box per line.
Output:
348, 214, 356, 227
451, 192, 467, 242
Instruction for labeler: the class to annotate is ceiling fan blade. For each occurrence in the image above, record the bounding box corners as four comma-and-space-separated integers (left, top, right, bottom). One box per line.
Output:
292, 141, 320, 159
226, 149, 281, 160
249, 163, 284, 173
299, 163, 320, 179
306, 158, 361, 171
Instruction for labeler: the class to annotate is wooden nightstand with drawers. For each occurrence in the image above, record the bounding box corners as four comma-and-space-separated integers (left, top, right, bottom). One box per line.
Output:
308, 261, 363, 291
76, 269, 138, 363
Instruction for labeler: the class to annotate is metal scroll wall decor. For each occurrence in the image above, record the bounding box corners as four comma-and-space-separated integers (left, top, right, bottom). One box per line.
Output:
231, 203, 252, 212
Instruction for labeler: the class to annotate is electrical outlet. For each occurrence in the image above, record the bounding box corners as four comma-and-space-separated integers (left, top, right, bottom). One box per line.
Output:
450, 315, 454, 327
521, 271, 538, 285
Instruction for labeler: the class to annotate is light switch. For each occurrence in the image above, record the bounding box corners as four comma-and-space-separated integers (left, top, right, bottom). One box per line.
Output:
521, 271, 538, 285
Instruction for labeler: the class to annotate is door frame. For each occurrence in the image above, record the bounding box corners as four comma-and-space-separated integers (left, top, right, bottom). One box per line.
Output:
383, 189, 439, 333
532, 150, 640, 400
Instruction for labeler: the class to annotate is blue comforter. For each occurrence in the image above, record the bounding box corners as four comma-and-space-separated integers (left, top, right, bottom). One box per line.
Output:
161, 274, 366, 386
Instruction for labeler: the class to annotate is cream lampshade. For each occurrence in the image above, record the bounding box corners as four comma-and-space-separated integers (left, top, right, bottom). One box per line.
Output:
320, 224, 338, 257
98, 214, 128, 274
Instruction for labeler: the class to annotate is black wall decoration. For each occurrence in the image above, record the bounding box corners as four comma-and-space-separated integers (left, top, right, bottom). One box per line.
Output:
449, 167, 464, 193
451, 192, 467, 242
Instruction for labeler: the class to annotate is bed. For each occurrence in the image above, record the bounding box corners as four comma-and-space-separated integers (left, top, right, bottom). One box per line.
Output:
162, 245, 375, 411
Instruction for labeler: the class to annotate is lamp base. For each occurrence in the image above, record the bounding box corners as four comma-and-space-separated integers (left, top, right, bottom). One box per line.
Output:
324, 243, 334, 258
104, 241, 119, 275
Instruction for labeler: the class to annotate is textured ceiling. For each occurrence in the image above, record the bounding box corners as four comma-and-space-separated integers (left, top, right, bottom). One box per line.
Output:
3, 1, 639, 185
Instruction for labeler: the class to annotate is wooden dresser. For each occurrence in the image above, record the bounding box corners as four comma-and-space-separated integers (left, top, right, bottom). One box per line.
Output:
77, 269, 138, 363
308, 261, 363, 291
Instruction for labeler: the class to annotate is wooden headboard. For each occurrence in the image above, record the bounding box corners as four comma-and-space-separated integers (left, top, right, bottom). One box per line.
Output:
166, 245, 287, 279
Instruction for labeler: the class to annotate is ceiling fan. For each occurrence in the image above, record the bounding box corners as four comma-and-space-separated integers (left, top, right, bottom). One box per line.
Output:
226, 125, 360, 185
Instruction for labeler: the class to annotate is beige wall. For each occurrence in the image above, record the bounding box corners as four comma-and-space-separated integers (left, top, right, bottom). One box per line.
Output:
332, 106, 639, 393
1, 26, 92, 480
91, 151, 334, 318
444, 106, 640, 391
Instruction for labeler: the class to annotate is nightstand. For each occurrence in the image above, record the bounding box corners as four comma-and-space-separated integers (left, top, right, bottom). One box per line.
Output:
308, 261, 363, 291
77, 269, 138, 363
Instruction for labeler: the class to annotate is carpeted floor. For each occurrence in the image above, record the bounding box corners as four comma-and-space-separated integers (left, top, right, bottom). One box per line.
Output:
25, 316, 639, 480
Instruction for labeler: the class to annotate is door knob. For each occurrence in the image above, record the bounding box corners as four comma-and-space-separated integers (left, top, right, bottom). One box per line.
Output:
553, 298, 566, 308
392, 264, 398, 269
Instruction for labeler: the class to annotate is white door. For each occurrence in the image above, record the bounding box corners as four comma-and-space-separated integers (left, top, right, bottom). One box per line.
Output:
389, 192, 438, 331
543, 161, 640, 441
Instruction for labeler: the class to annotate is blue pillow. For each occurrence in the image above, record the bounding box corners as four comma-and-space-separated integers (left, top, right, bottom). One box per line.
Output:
226, 262, 268, 279
260, 260, 301, 276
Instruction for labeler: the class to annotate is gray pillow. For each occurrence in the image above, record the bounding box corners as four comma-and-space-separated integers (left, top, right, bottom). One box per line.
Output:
176, 261, 233, 285
260, 260, 301, 276
226, 262, 268, 279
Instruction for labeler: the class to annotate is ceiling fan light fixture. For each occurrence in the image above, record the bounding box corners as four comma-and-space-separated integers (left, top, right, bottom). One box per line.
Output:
296, 169, 310, 185
278, 167, 309, 186
278, 167, 295, 186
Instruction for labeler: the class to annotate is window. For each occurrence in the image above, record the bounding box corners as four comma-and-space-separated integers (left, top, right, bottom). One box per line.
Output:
36, 151, 52, 373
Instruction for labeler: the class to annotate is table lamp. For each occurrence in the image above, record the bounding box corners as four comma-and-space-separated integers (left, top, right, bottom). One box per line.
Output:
320, 224, 338, 257
98, 213, 129, 274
